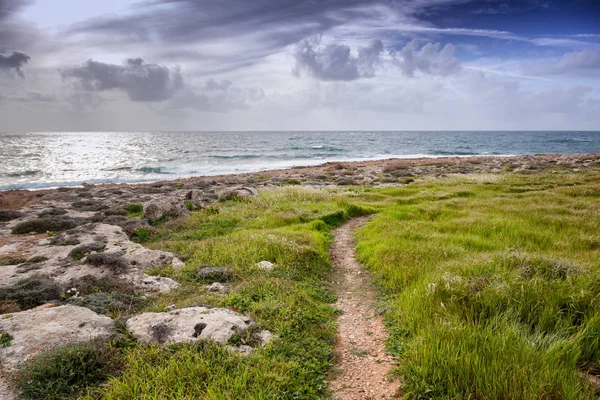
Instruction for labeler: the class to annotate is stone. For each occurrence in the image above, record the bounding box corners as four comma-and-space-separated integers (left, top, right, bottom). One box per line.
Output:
143, 198, 190, 222
126, 307, 254, 345
256, 261, 274, 270
254, 329, 274, 346
217, 187, 259, 201
185, 189, 203, 201
196, 266, 233, 281
205, 282, 228, 294
0, 305, 114, 370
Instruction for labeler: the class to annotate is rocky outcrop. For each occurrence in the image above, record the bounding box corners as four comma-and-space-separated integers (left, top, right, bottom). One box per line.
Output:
0, 305, 114, 370
0, 223, 183, 293
143, 198, 190, 222
126, 307, 254, 345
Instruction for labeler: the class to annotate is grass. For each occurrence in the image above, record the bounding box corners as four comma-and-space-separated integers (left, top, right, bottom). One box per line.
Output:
11, 173, 600, 399
355, 172, 600, 399
68, 187, 376, 399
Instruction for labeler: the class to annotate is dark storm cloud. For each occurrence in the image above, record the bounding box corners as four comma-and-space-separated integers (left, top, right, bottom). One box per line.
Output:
293, 38, 384, 81
61, 58, 184, 102
0, 50, 30, 77
70, 0, 389, 62
0, 0, 35, 51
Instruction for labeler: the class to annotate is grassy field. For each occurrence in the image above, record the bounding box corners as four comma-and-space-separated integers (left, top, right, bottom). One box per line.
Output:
11, 172, 600, 399
356, 173, 600, 399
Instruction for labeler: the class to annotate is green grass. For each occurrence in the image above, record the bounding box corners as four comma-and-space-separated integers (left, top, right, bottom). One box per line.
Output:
13, 173, 600, 399
75, 186, 377, 399
355, 173, 600, 399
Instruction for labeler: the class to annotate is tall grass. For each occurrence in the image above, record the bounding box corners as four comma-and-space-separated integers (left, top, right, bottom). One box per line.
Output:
356, 173, 600, 399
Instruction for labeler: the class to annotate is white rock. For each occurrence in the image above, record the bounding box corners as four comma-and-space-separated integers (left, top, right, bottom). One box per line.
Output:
255, 330, 274, 347
256, 261, 274, 270
126, 307, 254, 345
205, 282, 228, 294
0, 305, 114, 371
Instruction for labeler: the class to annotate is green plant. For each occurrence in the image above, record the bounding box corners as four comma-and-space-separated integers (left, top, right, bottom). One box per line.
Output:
13, 340, 123, 400
125, 204, 143, 214
132, 226, 152, 242
0, 332, 13, 347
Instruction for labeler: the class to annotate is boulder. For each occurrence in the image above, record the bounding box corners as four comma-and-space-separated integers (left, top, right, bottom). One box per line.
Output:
196, 266, 233, 281
0, 305, 114, 370
126, 307, 254, 345
143, 198, 190, 222
185, 189, 203, 201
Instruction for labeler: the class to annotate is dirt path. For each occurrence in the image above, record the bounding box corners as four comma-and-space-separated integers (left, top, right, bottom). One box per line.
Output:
329, 216, 399, 400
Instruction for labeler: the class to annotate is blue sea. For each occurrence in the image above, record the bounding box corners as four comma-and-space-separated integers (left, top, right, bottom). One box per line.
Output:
1, 131, 599, 190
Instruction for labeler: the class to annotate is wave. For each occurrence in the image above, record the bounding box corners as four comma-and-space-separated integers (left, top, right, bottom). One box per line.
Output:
136, 166, 174, 175
6, 170, 41, 177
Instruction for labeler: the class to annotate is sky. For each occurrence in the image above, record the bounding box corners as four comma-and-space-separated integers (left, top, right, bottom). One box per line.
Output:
0, 0, 599, 131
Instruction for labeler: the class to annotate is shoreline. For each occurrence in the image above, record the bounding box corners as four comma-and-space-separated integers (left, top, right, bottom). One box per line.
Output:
0, 153, 600, 200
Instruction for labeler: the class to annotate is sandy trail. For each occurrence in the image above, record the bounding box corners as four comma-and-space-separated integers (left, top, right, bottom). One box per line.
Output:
329, 216, 399, 400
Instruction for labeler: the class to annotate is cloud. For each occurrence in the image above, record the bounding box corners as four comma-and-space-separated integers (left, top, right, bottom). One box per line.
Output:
170, 79, 264, 112
61, 58, 184, 102
0, 0, 37, 51
70, 0, 386, 64
392, 40, 461, 77
293, 38, 384, 81
0, 50, 30, 77
5, 90, 54, 102
523, 48, 600, 75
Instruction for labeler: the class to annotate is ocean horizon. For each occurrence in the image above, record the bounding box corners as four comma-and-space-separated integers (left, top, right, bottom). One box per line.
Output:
1, 130, 599, 191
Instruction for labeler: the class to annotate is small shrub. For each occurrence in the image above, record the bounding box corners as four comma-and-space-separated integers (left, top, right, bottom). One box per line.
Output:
69, 242, 106, 261
86, 253, 129, 274
0, 210, 23, 222
132, 226, 152, 243
125, 204, 144, 214
48, 234, 80, 246
0, 277, 61, 311
67, 275, 136, 296
0, 332, 13, 347
68, 292, 146, 316
282, 179, 301, 186
12, 217, 78, 234
13, 340, 123, 400
0, 256, 27, 266
26, 256, 49, 264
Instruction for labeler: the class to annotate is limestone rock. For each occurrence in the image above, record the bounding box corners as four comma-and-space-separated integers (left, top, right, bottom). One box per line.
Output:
196, 266, 233, 281
257, 261, 274, 270
0, 305, 114, 370
205, 282, 228, 294
143, 198, 190, 222
217, 187, 258, 201
185, 189, 203, 201
255, 329, 274, 347
126, 307, 254, 345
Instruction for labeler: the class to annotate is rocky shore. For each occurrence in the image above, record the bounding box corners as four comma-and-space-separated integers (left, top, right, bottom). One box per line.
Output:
0, 153, 599, 397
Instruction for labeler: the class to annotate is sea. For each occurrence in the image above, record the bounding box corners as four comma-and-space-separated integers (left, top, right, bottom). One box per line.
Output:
1, 131, 599, 191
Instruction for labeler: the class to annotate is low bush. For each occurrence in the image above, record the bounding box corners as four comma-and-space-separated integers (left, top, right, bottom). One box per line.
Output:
12, 217, 78, 234
0, 276, 61, 311
13, 340, 123, 400
86, 253, 129, 274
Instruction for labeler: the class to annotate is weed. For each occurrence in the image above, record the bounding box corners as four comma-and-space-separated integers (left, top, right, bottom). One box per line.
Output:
12, 217, 78, 234
0, 332, 12, 347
